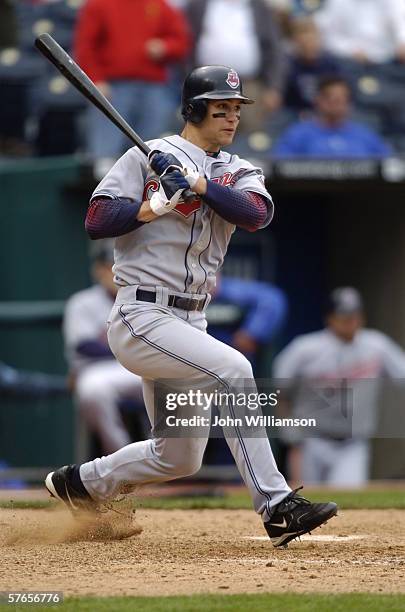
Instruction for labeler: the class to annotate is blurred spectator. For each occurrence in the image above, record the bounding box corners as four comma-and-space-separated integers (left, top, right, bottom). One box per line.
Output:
63, 240, 144, 454
74, 0, 190, 178
209, 275, 288, 367
315, 0, 405, 65
284, 17, 340, 112
273, 75, 392, 157
273, 287, 405, 486
185, 0, 285, 130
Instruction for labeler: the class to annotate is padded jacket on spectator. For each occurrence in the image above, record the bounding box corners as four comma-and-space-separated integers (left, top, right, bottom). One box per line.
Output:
74, 0, 190, 83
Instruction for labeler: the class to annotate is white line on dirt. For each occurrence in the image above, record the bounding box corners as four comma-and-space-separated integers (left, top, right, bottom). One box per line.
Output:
245, 535, 366, 542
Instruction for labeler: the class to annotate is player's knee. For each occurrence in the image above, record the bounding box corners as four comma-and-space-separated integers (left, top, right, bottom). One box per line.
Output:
152, 439, 204, 477
75, 373, 111, 404
171, 455, 203, 478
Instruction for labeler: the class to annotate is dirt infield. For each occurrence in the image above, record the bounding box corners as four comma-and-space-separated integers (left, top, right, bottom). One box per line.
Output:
0, 506, 404, 597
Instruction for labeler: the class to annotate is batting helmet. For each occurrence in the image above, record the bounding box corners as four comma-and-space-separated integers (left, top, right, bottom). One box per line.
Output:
181, 65, 254, 124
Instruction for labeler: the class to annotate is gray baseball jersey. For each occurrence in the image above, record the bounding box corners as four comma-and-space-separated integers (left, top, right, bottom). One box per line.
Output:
273, 328, 405, 437
92, 135, 273, 295
63, 284, 114, 372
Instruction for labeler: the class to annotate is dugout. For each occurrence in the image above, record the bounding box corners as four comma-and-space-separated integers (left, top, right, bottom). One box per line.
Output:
1, 156, 405, 480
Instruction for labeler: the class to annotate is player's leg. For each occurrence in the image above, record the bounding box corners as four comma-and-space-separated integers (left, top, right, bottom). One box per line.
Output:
70, 302, 282, 505
78, 377, 210, 501
46, 302, 337, 540
75, 361, 135, 453
108, 302, 291, 514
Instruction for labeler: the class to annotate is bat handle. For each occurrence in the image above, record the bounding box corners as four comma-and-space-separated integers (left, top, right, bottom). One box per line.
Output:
182, 188, 196, 203
147, 151, 197, 204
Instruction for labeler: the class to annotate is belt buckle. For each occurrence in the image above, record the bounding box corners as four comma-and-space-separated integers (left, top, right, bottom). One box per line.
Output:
190, 298, 200, 312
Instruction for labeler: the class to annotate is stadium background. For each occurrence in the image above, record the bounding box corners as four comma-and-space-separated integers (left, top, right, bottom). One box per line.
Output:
1, 0, 405, 483
1, 2, 405, 610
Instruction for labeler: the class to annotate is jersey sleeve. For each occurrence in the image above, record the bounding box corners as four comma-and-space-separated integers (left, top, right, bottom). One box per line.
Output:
378, 334, 405, 378
232, 163, 274, 228
91, 147, 148, 202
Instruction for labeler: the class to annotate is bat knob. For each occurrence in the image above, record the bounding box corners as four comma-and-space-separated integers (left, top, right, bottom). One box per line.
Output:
182, 188, 196, 203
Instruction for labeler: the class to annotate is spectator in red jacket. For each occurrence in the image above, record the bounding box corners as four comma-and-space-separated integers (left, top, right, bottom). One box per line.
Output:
74, 0, 190, 178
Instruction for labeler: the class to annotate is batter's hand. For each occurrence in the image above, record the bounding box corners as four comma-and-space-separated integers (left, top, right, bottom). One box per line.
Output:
149, 168, 189, 216
149, 151, 183, 176
183, 167, 200, 189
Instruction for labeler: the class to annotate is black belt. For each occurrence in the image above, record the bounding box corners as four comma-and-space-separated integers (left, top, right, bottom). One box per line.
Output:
136, 289, 206, 312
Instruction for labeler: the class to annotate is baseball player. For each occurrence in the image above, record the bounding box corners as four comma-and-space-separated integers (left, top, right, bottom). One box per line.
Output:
45, 66, 337, 547
273, 287, 405, 486
64, 241, 145, 455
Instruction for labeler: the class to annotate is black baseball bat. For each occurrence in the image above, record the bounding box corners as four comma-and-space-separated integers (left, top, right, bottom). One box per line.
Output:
34, 33, 194, 201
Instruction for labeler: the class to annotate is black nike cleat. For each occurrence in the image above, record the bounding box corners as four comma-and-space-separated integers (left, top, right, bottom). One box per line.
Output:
264, 487, 338, 548
45, 464, 99, 514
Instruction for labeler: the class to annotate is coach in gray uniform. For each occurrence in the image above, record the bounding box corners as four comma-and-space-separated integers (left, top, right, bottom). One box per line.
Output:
63, 242, 144, 455
45, 66, 337, 548
274, 287, 405, 486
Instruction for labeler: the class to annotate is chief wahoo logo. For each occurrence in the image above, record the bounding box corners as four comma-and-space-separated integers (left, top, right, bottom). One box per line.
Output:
226, 69, 240, 89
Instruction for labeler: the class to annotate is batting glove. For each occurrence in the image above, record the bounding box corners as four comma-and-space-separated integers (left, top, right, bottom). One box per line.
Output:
183, 167, 200, 189
148, 150, 183, 176
149, 168, 190, 216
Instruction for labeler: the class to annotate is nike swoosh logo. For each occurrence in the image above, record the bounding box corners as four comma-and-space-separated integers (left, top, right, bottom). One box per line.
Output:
268, 517, 288, 529
65, 484, 80, 511
297, 511, 317, 525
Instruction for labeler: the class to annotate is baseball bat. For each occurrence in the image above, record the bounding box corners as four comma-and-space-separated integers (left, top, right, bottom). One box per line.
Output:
34, 33, 195, 201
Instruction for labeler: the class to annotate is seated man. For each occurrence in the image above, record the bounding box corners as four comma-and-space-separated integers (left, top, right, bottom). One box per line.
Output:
274, 75, 392, 157
63, 241, 144, 455
283, 17, 340, 113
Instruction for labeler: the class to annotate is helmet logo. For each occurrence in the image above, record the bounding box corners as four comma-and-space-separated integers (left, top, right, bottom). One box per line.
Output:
226, 69, 239, 89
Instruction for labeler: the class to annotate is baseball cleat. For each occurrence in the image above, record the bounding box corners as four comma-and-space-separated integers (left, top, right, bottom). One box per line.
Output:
45, 464, 99, 514
264, 487, 338, 548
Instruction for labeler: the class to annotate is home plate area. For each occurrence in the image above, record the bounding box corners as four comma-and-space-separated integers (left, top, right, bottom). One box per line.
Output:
0, 507, 404, 596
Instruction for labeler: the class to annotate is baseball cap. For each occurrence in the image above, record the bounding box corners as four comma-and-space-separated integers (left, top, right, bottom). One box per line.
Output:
326, 287, 364, 315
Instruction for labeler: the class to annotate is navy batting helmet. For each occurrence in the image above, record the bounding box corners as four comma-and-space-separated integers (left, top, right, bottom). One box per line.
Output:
181, 65, 254, 124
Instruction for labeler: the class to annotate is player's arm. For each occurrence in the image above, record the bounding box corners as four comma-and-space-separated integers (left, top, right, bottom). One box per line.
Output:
85, 196, 145, 239
86, 153, 190, 237
150, 153, 272, 231
379, 334, 405, 379
196, 178, 271, 232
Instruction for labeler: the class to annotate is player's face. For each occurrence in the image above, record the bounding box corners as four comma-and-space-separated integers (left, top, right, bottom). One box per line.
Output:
316, 84, 351, 123
327, 312, 364, 342
293, 26, 321, 60
202, 99, 241, 148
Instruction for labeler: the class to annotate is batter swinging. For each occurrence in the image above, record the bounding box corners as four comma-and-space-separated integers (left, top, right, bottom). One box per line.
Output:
46, 66, 337, 547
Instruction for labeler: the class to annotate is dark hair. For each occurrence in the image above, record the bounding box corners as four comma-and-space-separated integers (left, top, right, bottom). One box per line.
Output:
317, 75, 351, 96
324, 287, 363, 316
